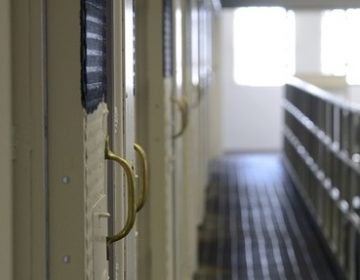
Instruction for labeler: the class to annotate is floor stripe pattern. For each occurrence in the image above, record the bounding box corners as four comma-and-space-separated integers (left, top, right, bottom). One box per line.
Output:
195, 154, 344, 280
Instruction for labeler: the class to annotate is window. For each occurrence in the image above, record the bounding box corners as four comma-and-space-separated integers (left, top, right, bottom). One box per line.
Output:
233, 7, 295, 86
321, 9, 360, 85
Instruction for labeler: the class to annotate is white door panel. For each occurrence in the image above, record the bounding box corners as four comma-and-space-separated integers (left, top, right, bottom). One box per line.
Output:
85, 104, 109, 280
92, 195, 110, 280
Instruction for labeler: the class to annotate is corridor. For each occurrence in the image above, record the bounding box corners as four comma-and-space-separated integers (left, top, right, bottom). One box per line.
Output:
196, 154, 345, 280
5, 1, 360, 279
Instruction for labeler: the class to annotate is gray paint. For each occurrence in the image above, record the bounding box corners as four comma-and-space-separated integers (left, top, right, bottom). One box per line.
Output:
0, 0, 12, 278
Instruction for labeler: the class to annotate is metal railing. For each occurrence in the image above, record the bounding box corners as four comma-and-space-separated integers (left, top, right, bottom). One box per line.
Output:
283, 78, 360, 279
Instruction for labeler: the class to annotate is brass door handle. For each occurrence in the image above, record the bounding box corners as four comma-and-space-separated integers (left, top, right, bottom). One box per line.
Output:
105, 137, 136, 245
172, 96, 189, 139
134, 143, 149, 212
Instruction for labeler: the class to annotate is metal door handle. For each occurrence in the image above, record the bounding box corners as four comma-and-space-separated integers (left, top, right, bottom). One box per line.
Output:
105, 137, 136, 245
172, 96, 189, 139
134, 143, 149, 212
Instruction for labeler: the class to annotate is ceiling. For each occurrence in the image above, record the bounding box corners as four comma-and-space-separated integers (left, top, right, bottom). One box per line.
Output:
220, 0, 360, 9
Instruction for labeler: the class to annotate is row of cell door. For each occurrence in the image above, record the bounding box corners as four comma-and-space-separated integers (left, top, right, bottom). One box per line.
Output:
10, 0, 215, 279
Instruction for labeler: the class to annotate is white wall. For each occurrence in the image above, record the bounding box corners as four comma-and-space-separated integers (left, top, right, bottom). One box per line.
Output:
219, 10, 331, 153
220, 10, 284, 152
221, 85, 284, 152
295, 12, 322, 74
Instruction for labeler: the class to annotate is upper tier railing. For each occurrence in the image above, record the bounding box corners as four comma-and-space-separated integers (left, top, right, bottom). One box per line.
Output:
283, 78, 360, 280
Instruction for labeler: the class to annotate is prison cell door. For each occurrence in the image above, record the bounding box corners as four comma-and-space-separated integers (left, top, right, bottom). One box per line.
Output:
109, 0, 138, 279
46, 0, 111, 279
134, 0, 178, 279
46, 0, 138, 279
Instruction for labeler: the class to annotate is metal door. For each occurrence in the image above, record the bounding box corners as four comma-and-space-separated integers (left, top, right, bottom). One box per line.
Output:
46, 0, 137, 279
46, 0, 110, 279
134, 0, 178, 279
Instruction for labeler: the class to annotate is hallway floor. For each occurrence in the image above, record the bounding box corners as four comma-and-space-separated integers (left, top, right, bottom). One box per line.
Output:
195, 154, 345, 280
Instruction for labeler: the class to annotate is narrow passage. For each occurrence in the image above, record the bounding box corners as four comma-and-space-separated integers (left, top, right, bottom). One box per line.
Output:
195, 154, 345, 280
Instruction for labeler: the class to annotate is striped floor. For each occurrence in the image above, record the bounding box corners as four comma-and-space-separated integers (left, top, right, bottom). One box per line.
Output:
195, 154, 345, 280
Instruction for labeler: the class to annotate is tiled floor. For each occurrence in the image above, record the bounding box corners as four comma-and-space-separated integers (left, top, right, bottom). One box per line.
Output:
195, 154, 345, 280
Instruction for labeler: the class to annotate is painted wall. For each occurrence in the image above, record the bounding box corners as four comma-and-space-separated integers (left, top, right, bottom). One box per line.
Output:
295, 12, 322, 74
0, 0, 12, 279
219, 10, 330, 153
219, 9, 284, 152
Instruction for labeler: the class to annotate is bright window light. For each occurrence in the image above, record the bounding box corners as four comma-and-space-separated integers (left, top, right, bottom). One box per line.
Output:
321, 10, 347, 76
321, 9, 360, 85
233, 7, 295, 87
346, 9, 360, 85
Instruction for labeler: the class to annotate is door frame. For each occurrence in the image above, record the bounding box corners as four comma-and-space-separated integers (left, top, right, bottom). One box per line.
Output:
110, 0, 138, 279
11, 0, 48, 279
46, 0, 86, 279
0, 0, 13, 279
135, 0, 176, 279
